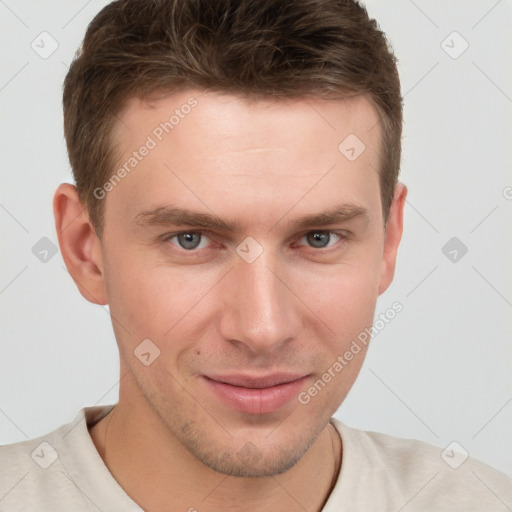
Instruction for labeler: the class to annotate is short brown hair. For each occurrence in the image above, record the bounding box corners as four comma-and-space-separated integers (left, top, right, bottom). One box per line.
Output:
63, 0, 402, 238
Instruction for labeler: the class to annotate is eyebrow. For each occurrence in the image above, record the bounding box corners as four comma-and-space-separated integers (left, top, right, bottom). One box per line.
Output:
133, 203, 368, 232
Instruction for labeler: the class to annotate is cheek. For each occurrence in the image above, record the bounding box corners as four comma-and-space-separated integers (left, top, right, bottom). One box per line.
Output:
295, 267, 378, 412
298, 255, 381, 345
103, 252, 218, 355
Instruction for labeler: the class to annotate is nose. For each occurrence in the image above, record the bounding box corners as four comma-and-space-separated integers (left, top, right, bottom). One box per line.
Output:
217, 248, 302, 356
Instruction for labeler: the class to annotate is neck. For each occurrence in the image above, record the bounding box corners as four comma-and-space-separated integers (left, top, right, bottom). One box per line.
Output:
89, 380, 342, 512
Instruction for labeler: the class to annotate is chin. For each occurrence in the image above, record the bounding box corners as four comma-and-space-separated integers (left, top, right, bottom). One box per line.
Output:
135, 367, 334, 477
155, 398, 323, 477
181, 425, 318, 477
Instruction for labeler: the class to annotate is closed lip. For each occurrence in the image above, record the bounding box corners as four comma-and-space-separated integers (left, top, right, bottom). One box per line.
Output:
202, 372, 310, 414
203, 373, 308, 389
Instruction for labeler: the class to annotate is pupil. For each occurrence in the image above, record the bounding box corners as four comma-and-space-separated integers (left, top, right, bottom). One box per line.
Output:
308, 231, 329, 248
179, 232, 200, 249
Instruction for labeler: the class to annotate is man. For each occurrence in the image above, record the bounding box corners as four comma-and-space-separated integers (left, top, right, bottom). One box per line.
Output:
1, 0, 511, 510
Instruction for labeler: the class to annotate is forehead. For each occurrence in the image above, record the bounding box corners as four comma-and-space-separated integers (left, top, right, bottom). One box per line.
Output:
114, 89, 380, 148
105, 89, 383, 231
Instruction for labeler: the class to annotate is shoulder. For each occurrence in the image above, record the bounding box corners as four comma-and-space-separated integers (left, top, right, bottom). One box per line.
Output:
0, 406, 123, 512
0, 422, 83, 511
327, 419, 512, 511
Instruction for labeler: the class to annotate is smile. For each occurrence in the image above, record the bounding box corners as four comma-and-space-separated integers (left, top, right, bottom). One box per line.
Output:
202, 373, 310, 415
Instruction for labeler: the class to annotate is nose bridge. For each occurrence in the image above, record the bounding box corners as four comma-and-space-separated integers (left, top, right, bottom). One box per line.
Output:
219, 246, 299, 353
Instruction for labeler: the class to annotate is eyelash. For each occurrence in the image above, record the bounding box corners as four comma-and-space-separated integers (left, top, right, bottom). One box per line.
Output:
162, 230, 350, 254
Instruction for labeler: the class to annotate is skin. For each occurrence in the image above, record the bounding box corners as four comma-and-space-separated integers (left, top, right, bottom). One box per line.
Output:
54, 89, 406, 511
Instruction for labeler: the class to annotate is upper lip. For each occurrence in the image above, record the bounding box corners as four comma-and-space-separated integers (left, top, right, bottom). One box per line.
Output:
204, 373, 308, 389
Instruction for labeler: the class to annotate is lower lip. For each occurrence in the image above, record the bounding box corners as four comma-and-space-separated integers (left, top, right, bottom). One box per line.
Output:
203, 376, 308, 415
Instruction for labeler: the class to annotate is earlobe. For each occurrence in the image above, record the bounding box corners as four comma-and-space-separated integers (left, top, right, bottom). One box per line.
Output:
53, 183, 108, 305
378, 182, 407, 295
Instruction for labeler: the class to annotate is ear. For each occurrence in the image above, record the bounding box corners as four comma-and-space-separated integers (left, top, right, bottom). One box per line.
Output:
378, 182, 407, 295
53, 183, 108, 305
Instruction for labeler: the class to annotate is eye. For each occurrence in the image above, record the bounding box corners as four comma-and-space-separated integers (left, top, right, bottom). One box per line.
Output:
167, 231, 212, 251
298, 231, 345, 249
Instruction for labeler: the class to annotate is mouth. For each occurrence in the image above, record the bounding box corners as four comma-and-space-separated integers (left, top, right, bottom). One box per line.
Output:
202, 373, 310, 415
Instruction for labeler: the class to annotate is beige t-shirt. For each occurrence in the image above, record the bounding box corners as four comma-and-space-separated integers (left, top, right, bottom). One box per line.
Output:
1, 405, 511, 511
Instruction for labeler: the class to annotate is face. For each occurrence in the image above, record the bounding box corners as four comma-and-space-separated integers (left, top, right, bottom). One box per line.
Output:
74, 90, 403, 477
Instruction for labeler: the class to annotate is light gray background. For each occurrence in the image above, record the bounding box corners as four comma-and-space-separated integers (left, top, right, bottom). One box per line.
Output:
1, 0, 511, 477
